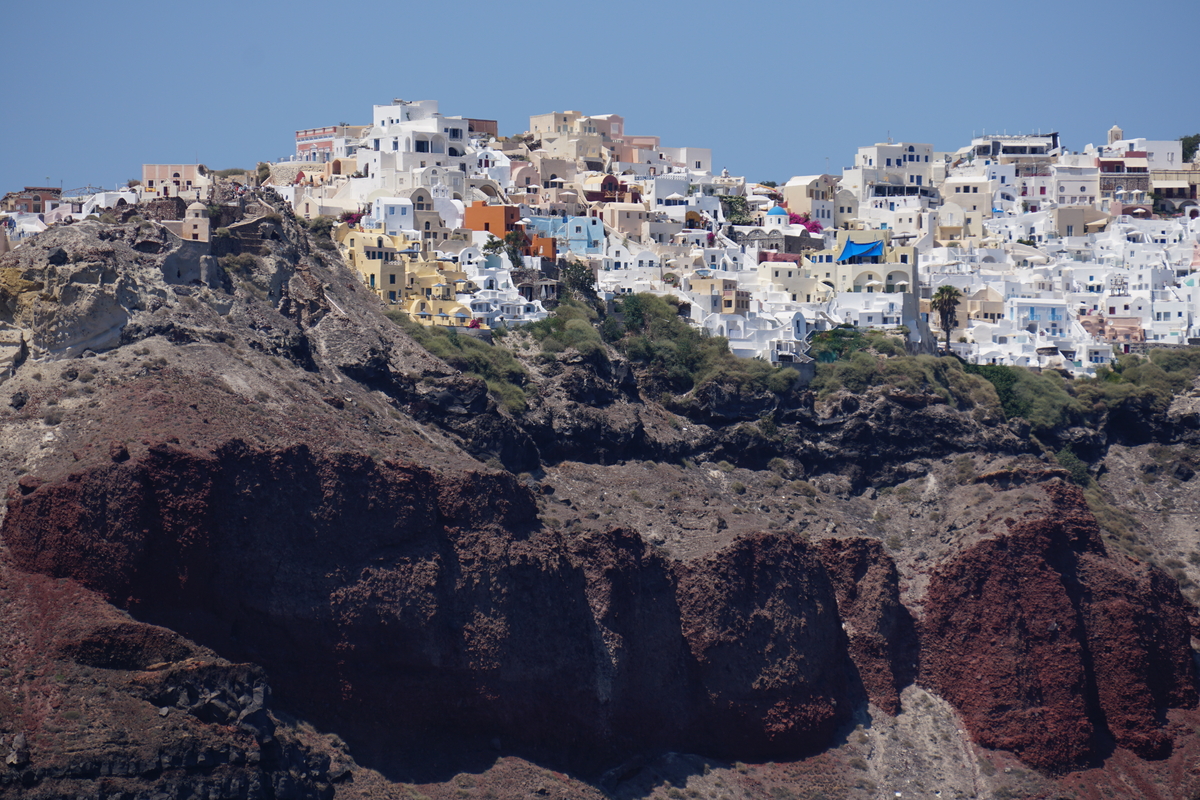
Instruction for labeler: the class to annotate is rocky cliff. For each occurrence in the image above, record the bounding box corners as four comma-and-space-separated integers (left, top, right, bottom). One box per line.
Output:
0, 199, 1196, 799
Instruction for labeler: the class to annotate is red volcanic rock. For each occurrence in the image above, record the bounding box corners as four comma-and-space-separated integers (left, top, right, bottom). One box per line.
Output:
920, 479, 1197, 770
816, 538, 914, 715
1, 445, 854, 769
6, 443, 1193, 776
1074, 540, 1198, 759
566, 527, 692, 754
675, 533, 850, 759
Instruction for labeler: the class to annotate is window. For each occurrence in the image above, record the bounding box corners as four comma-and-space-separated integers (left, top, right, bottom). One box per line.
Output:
389, 274, 396, 284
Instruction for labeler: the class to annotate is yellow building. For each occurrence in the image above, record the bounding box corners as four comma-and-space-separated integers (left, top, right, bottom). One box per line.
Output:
401, 256, 480, 328
338, 223, 418, 304
337, 222, 485, 327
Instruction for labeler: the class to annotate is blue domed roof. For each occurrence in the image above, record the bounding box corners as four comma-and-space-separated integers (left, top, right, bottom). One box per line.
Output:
767, 205, 788, 216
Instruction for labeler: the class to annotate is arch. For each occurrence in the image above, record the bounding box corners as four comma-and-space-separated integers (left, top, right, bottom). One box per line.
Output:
855, 271, 882, 292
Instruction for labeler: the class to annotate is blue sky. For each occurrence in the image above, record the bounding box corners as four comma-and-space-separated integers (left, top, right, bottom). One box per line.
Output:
4, 0, 1196, 194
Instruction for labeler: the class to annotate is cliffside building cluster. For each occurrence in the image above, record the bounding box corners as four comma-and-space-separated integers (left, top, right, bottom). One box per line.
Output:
3, 104, 1199, 376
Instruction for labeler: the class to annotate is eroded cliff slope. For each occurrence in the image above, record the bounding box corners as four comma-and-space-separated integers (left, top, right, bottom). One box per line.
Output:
0, 200, 1196, 800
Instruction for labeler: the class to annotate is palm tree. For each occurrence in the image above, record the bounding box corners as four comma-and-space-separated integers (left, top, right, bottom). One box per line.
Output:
931, 285, 963, 352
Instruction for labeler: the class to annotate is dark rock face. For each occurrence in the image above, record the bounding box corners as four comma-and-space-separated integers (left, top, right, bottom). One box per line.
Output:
675, 533, 850, 758
816, 538, 915, 716
0, 564, 339, 800
3, 445, 1197, 778
1, 445, 858, 769
2, 202, 1198, 793
919, 481, 1197, 770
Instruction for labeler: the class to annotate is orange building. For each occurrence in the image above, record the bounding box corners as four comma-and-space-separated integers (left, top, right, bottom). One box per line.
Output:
463, 201, 519, 235
529, 235, 556, 261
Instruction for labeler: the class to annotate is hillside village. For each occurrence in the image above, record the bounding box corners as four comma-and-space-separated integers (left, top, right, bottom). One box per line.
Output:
4, 100, 1199, 377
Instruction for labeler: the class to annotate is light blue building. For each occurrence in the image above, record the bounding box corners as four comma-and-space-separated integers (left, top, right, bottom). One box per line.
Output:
524, 215, 605, 256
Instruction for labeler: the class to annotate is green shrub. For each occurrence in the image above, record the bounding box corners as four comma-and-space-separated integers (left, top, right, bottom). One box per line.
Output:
220, 253, 259, 276
808, 325, 905, 362
1054, 447, 1090, 486
304, 216, 334, 238
791, 480, 818, 497
388, 312, 529, 413
610, 293, 797, 394
517, 298, 605, 360
812, 352, 1000, 415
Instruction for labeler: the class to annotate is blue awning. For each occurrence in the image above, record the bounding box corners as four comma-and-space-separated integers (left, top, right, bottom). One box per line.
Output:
836, 240, 883, 262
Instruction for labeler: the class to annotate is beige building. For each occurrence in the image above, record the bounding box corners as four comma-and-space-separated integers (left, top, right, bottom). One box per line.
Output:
162, 201, 211, 242
962, 286, 1004, 324
688, 273, 750, 316
801, 230, 916, 294
781, 174, 838, 227
601, 202, 649, 241
142, 164, 208, 199
759, 260, 829, 304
